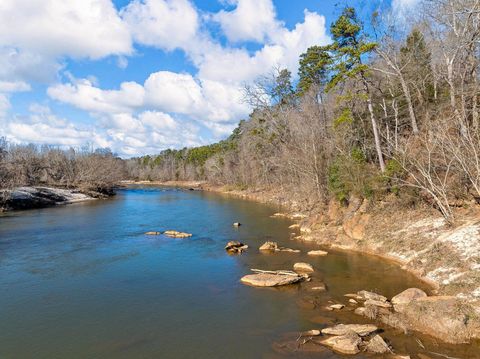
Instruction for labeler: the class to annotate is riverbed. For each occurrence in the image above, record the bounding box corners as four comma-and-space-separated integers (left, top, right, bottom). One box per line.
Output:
0, 186, 477, 358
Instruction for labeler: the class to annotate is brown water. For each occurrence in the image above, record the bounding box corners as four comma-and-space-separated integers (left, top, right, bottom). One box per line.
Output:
0, 186, 477, 358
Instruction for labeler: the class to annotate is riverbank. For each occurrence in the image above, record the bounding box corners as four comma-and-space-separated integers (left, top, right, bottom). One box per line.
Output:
126, 180, 480, 345
0, 186, 103, 212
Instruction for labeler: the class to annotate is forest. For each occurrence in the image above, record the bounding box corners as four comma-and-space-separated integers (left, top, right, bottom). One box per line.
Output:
126, 1, 480, 222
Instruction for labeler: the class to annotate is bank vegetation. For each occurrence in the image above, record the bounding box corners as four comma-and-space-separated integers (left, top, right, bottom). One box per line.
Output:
127, 1, 480, 224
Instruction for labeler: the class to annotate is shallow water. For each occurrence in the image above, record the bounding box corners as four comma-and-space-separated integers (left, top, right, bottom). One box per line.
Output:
0, 186, 477, 358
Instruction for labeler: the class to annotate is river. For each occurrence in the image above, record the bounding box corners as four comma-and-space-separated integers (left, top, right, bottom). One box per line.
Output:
0, 186, 477, 358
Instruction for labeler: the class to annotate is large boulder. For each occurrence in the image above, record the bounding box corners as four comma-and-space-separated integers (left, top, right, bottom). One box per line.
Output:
293, 262, 314, 273
391, 288, 427, 313
318, 332, 362, 355
321, 324, 378, 337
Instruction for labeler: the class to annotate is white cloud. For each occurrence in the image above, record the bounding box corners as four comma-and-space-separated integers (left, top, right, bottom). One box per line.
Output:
0, 80, 31, 93
213, 0, 280, 43
144, 71, 204, 114
48, 78, 145, 114
0, 0, 132, 60
121, 0, 199, 51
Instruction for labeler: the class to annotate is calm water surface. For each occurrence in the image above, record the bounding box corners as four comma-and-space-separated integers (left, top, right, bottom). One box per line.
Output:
0, 187, 477, 358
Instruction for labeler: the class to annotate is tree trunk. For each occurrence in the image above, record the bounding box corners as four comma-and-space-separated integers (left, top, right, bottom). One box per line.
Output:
363, 79, 386, 172
399, 75, 419, 134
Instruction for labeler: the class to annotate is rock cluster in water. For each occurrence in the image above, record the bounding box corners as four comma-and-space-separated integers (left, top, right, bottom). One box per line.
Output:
258, 241, 300, 253
225, 241, 248, 254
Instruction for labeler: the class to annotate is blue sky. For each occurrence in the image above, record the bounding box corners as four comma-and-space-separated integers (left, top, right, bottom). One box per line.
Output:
0, 0, 415, 157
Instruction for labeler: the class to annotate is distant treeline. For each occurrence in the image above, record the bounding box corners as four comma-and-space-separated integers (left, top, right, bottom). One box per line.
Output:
127, 2, 480, 222
0, 138, 125, 195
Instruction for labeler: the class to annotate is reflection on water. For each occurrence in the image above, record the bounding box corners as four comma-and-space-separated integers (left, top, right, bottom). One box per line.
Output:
0, 186, 477, 358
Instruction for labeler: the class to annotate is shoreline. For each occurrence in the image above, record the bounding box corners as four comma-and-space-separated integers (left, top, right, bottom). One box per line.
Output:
126, 180, 480, 345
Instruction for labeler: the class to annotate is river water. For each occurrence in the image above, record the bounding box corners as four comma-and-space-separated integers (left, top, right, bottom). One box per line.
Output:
0, 186, 477, 358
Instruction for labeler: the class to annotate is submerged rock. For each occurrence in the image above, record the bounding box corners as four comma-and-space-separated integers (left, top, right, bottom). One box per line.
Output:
163, 230, 192, 238
307, 250, 328, 256
321, 324, 378, 337
365, 334, 391, 354
309, 283, 327, 291
145, 231, 161, 235
318, 332, 361, 355
288, 224, 300, 229
327, 304, 345, 311
225, 241, 248, 254
293, 262, 314, 273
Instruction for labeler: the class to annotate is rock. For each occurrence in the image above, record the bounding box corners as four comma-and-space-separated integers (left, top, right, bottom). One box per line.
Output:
225, 241, 248, 254
290, 213, 307, 220
163, 230, 192, 238
357, 290, 388, 302
321, 324, 378, 337
293, 262, 314, 273
349, 299, 357, 304
354, 307, 366, 316
365, 299, 392, 308
145, 231, 161, 235
259, 241, 300, 253
327, 304, 344, 310
278, 248, 301, 253
259, 241, 278, 251
307, 250, 328, 256
240, 273, 305, 287
365, 334, 391, 354
232, 222, 241, 227
271, 212, 287, 217
303, 329, 321, 336
391, 288, 427, 313
310, 283, 327, 291
344, 293, 362, 300
288, 224, 300, 229
2, 186, 94, 211
319, 332, 361, 355
393, 356, 411, 359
